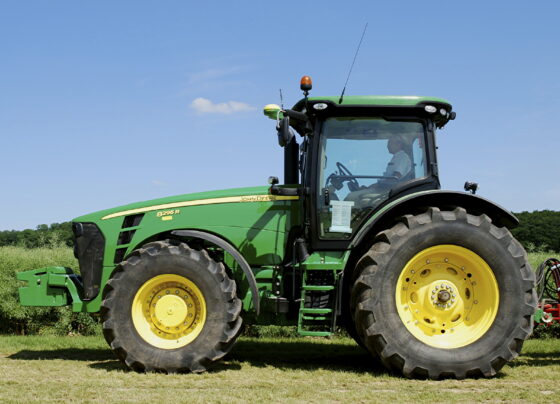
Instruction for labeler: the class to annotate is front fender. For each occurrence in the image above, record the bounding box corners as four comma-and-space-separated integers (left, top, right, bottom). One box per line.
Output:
171, 229, 260, 315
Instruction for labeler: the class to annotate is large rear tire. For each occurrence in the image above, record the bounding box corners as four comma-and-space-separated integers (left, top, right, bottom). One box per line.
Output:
351, 207, 536, 379
101, 240, 242, 373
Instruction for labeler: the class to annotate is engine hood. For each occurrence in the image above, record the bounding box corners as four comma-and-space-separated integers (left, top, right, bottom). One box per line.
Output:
72, 185, 278, 223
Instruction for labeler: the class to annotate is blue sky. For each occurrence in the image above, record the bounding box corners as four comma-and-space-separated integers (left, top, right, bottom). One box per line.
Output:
1, 1, 559, 230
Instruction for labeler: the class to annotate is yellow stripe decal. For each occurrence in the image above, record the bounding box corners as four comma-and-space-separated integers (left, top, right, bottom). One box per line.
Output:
102, 194, 299, 220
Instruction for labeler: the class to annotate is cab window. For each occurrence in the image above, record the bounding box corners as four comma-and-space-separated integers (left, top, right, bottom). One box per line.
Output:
317, 117, 427, 239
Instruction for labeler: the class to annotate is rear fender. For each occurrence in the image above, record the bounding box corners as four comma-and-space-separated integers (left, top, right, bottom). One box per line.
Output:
350, 190, 518, 257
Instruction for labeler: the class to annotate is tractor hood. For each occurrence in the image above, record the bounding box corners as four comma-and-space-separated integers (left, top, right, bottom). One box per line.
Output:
72, 185, 299, 268
73, 185, 283, 223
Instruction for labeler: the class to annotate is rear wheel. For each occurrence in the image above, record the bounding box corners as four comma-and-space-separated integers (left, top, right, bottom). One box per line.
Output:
101, 240, 242, 373
351, 207, 536, 379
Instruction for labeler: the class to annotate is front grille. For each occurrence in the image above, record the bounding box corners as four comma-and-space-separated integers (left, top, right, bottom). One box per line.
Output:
113, 213, 144, 264
72, 222, 105, 301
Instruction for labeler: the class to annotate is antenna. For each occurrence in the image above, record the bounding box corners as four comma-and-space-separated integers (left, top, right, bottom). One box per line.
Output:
279, 89, 284, 110
339, 23, 368, 104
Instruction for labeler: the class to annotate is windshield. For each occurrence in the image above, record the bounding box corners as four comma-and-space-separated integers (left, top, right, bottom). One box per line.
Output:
317, 117, 427, 239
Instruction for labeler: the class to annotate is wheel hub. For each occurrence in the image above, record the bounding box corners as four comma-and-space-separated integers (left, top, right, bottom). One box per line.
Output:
132, 274, 206, 349
396, 245, 499, 349
153, 294, 189, 328
431, 283, 456, 308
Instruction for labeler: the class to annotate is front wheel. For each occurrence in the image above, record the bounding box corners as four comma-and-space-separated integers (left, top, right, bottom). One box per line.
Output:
351, 207, 536, 379
101, 240, 242, 373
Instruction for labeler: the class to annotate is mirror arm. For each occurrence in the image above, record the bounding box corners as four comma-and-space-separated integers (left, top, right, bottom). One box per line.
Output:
270, 185, 304, 197
283, 109, 308, 122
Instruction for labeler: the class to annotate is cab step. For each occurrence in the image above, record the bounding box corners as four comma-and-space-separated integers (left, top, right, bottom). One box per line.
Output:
302, 285, 335, 291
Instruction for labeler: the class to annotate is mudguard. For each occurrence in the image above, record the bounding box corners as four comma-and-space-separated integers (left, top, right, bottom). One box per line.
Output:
171, 229, 260, 314
351, 190, 519, 249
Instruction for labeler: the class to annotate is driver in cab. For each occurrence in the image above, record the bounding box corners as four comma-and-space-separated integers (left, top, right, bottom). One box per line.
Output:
345, 135, 412, 204
383, 135, 412, 181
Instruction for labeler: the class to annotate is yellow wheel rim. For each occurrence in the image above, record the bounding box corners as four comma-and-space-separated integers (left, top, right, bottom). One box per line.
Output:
132, 274, 206, 349
396, 245, 499, 349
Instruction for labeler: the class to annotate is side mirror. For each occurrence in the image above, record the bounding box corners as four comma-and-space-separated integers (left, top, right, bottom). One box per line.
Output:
277, 117, 293, 147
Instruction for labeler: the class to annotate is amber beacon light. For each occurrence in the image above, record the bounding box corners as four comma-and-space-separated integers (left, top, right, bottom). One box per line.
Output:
300, 75, 312, 94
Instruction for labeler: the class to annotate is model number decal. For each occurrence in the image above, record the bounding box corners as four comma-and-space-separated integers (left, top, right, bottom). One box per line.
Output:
157, 209, 181, 217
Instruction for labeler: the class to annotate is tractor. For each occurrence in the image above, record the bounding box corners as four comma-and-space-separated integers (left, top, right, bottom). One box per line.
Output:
17, 76, 537, 379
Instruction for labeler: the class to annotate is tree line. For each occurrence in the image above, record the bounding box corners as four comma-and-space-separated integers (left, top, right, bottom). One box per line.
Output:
510, 210, 560, 253
0, 210, 559, 252
0, 222, 73, 248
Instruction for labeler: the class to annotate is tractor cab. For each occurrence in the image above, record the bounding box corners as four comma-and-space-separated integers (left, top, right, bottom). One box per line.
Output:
264, 76, 456, 249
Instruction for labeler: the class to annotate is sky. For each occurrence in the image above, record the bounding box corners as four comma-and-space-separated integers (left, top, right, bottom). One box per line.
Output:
1, 1, 559, 230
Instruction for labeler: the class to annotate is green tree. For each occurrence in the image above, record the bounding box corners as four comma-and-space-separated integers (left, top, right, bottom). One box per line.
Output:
511, 210, 560, 252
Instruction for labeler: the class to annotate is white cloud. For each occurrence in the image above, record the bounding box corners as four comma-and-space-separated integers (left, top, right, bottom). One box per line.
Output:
190, 97, 255, 115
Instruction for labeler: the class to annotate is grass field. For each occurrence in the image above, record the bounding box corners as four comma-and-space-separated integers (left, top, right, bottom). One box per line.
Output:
0, 335, 559, 403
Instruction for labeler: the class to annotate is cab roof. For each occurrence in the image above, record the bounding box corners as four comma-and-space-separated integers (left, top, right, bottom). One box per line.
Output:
297, 95, 452, 108
291, 95, 454, 129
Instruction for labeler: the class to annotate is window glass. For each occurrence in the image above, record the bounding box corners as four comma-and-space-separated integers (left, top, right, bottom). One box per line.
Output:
317, 117, 427, 239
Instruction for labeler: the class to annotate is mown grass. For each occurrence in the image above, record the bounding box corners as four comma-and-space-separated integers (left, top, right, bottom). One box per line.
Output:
0, 335, 559, 403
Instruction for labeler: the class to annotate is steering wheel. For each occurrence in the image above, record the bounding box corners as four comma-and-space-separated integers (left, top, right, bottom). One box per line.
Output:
336, 162, 360, 192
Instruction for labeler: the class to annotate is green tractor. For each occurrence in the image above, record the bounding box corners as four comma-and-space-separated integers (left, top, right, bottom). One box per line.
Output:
18, 77, 536, 379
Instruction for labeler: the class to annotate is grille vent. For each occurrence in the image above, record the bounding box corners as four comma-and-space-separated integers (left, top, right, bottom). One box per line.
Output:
114, 213, 145, 264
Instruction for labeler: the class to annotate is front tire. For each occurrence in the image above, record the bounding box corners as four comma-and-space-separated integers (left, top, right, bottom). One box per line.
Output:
351, 207, 536, 379
101, 240, 242, 373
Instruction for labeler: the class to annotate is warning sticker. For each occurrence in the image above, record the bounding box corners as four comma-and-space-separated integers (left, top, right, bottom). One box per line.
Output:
329, 200, 354, 233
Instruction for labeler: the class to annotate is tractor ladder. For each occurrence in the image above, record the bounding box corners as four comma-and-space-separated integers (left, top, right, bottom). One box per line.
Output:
297, 266, 343, 337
